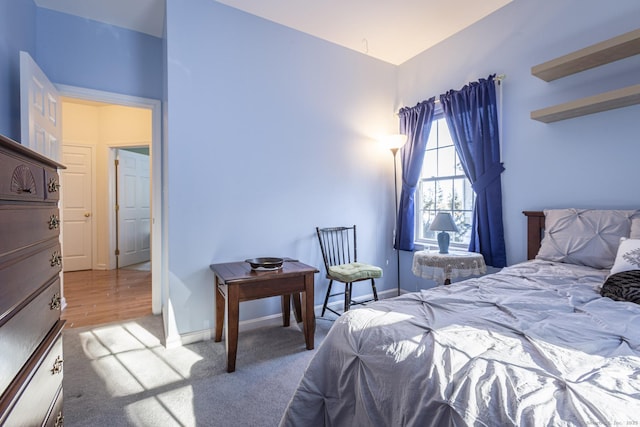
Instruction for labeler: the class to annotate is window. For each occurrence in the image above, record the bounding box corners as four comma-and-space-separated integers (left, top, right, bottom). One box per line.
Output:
415, 113, 475, 248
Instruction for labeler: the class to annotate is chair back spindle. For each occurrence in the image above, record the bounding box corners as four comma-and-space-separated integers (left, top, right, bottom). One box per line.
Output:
316, 226, 358, 270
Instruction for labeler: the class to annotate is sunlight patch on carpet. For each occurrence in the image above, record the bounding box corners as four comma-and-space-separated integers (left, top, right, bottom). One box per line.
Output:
78, 319, 203, 398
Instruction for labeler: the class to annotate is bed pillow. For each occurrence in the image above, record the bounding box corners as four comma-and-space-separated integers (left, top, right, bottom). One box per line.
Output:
609, 238, 640, 275
536, 209, 635, 269
601, 270, 640, 304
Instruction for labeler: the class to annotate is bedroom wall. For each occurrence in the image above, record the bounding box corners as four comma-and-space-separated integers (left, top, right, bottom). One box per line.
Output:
165, 0, 399, 336
34, 8, 163, 101
397, 0, 640, 292
0, 0, 36, 140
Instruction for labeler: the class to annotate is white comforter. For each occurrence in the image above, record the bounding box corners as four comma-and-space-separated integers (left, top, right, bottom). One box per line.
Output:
280, 260, 640, 427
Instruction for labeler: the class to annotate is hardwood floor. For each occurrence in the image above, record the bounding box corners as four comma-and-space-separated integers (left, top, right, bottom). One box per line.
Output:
61, 267, 152, 329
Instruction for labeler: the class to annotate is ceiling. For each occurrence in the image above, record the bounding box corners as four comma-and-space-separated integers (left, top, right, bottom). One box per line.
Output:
34, 0, 512, 65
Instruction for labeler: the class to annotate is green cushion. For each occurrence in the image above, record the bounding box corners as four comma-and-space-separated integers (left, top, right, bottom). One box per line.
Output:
328, 262, 383, 282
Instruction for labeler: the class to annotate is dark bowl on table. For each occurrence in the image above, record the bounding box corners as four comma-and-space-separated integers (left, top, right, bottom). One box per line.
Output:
245, 257, 284, 270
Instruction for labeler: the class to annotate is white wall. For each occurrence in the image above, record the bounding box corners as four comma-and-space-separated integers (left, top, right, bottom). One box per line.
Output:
397, 0, 640, 292
165, 0, 398, 336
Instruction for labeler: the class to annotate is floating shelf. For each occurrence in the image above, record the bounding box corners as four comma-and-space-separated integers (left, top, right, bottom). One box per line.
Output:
531, 84, 640, 123
532, 28, 640, 82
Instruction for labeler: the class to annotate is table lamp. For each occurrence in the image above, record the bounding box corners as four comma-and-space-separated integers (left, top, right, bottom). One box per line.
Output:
429, 212, 458, 254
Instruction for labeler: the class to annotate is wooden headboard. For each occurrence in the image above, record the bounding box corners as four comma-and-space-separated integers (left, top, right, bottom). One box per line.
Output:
523, 211, 545, 260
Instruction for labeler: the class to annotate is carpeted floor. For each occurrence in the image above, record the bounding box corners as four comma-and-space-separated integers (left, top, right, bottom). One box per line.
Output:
62, 315, 333, 426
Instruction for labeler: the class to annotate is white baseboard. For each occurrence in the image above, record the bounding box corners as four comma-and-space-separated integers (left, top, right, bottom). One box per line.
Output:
172, 288, 399, 346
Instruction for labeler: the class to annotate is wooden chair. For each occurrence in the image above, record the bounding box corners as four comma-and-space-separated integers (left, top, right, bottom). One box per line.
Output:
315, 225, 382, 317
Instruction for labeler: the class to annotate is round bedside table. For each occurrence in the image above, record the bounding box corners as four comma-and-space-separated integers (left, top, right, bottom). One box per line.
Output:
412, 250, 486, 285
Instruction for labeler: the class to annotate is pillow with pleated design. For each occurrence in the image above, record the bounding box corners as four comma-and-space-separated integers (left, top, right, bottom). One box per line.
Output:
536, 209, 636, 269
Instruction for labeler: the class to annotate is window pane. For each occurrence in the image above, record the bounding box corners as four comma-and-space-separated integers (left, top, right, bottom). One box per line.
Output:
435, 179, 453, 211
452, 178, 465, 211
425, 121, 438, 151
417, 181, 436, 240
419, 180, 436, 213
422, 150, 437, 178
456, 154, 465, 175
438, 146, 456, 177
463, 179, 474, 210
439, 121, 454, 147
453, 210, 473, 244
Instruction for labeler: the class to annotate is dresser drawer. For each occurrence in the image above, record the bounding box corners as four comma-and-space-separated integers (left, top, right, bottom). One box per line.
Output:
0, 323, 64, 427
0, 241, 62, 321
0, 278, 61, 393
44, 385, 64, 427
0, 151, 45, 202
0, 205, 60, 258
44, 167, 61, 202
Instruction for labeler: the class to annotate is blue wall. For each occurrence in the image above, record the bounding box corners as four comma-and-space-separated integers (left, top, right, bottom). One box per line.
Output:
398, 0, 640, 292
35, 8, 163, 100
165, 0, 398, 335
0, 0, 36, 140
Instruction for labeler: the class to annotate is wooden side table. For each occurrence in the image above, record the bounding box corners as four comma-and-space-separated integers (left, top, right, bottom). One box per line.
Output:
209, 260, 318, 372
412, 250, 486, 285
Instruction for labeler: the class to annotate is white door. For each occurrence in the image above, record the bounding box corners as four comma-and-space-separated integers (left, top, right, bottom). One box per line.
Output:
117, 149, 151, 268
20, 51, 61, 161
61, 145, 93, 271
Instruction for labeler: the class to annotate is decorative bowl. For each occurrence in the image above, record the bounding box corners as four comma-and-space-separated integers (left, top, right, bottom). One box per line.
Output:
245, 257, 284, 270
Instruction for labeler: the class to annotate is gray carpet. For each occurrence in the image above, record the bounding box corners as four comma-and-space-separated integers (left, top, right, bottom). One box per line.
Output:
62, 315, 333, 426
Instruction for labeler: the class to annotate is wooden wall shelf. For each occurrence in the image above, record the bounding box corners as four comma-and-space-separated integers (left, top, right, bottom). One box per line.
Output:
531, 84, 640, 123
531, 28, 640, 122
532, 28, 640, 82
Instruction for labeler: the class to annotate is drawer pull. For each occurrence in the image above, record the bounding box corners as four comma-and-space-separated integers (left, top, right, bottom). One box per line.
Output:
48, 214, 61, 230
50, 292, 62, 310
50, 251, 63, 267
55, 412, 64, 427
48, 177, 61, 193
51, 356, 63, 375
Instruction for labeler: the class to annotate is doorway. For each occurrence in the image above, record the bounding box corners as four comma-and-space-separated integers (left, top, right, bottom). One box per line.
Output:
57, 85, 162, 316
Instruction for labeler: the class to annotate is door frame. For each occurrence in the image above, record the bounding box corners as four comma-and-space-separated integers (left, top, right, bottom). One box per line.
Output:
57, 84, 163, 316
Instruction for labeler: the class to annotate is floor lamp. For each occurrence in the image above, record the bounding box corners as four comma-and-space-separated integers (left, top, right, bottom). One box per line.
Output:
382, 134, 407, 296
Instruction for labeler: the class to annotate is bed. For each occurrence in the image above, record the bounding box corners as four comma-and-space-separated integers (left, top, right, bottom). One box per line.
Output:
280, 209, 640, 427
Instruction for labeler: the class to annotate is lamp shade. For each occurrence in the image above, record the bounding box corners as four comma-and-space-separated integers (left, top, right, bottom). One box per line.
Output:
380, 134, 407, 151
429, 212, 459, 232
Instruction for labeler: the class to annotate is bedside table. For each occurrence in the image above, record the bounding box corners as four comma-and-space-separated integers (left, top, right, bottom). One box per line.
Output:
412, 250, 486, 285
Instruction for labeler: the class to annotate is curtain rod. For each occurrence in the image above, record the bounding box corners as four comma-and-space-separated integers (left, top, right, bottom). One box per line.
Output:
399, 74, 506, 108
433, 74, 506, 104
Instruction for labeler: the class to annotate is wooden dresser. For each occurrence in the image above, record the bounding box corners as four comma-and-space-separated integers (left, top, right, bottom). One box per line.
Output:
0, 134, 66, 426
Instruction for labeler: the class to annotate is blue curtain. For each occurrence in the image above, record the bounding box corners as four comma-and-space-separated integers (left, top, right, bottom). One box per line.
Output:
440, 75, 506, 267
395, 98, 436, 251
